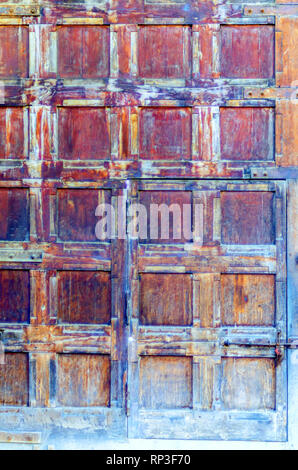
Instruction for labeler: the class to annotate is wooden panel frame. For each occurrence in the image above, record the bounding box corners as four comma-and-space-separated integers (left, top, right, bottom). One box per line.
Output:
0, 180, 127, 437
127, 179, 287, 441
0, 0, 295, 447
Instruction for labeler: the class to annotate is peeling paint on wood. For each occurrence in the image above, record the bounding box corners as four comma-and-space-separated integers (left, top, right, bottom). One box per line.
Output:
0, 0, 295, 447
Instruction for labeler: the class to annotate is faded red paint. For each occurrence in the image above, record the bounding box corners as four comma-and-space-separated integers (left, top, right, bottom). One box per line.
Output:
0, 26, 28, 78
221, 107, 274, 161
0, 0, 294, 445
138, 26, 190, 78
221, 25, 275, 78
139, 107, 191, 160
58, 26, 110, 78
58, 107, 110, 160
0, 108, 26, 159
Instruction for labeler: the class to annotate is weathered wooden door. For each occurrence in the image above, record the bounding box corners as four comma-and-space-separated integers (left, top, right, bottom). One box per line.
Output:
0, 0, 296, 447
126, 180, 287, 440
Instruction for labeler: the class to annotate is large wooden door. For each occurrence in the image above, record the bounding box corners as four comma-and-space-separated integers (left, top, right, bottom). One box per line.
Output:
0, 0, 296, 447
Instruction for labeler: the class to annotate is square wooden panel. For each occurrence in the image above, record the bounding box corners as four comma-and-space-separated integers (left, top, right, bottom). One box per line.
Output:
140, 273, 192, 326
0, 108, 27, 159
138, 26, 190, 79
221, 191, 275, 245
57, 189, 111, 242
221, 274, 275, 326
0, 270, 30, 323
58, 26, 110, 78
221, 358, 276, 410
58, 107, 110, 160
220, 108, 274, 161
57, 354, 111, 407
139, 108, 191, 160
0, 188, 29, 241
220, 25, 274, 79
0, 353, 29, 406
57, 270, 111, 324
0, 26, 28, 78
139, 356, 192, 409
139, 190, 192, 244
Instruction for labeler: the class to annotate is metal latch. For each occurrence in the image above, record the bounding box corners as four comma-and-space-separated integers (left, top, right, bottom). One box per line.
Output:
222, 339, 298, 358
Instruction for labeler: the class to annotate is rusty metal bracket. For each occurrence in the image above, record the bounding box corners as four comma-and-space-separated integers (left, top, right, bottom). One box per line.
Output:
0, 6, 40, 16
244, 87, 298, 100
0, 250, 43, 263
244, 5, 298, 17
249, 167, 298, 179
0, 431, 41, 444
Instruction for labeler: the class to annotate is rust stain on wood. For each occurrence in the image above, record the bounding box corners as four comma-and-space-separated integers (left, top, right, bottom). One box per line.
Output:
221, 274, 275, 326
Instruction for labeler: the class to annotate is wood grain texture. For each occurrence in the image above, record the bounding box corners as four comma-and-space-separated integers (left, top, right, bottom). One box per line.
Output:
33, 353, 52, 407
139, 108, 191, 160
221, 191, 275, 245
0, 108, 27, 159
58, 189, 111, 242
139, 356, 192, 409
0, 353, 28, 406
139, 190, 192, 243
221, 274, 275, 326
220, 107, 274, 161
0, 0, 291, 444
193, 24, 220, 79
58, 107, 110, 160
58, 26, 110, 78
221, 358, 276, 410
58, 270, 111, 324
0, 188, 29, 241
276, 100, 298, 167
195, 273, 219, 327
288, 181, 298, 337
276, 17, 298, 87
138, 26, 190, 78
140, 273, 192, 325
221, 25, 274, 79
57, 354, 111, 407
0, 26, 28, 78
0, 270, 30, 323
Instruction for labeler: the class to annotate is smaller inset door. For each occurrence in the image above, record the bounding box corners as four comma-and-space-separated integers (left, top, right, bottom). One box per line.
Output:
126, 180, 287, 441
